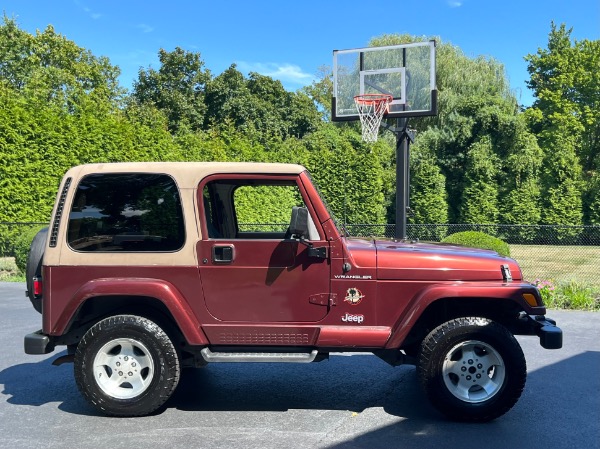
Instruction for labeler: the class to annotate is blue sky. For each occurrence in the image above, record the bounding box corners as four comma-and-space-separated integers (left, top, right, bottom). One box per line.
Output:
2, 0, 599, 107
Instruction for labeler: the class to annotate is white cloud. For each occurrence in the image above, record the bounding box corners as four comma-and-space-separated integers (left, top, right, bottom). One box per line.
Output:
83, 6, 102, 19
137, 23, 154, 33
237, 62, 315, 90
447, 0, 463, 7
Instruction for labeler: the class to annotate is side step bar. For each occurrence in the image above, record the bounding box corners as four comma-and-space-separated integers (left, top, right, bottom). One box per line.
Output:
200, 348, 320, 363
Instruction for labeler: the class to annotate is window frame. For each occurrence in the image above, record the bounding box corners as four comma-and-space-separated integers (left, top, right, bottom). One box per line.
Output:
199, 174, 325, 241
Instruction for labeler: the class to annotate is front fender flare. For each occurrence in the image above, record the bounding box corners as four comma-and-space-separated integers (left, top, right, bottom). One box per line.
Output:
385, 282, 545, 349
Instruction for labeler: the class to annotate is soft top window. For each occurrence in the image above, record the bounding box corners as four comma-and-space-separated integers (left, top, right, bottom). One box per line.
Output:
68, 173, 185, 252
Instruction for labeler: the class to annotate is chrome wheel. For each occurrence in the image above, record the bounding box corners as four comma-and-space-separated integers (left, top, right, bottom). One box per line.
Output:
93, 337, 155, 400
442, 339, 505, 403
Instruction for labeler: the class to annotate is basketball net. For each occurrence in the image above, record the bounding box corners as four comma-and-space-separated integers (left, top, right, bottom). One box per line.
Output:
354, 94, 393, 143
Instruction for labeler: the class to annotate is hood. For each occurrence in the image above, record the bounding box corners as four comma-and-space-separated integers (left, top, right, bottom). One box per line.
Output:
374, 239, 521, 282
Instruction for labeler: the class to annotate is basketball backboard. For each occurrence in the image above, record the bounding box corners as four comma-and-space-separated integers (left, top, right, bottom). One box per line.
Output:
332, 41, 437, 121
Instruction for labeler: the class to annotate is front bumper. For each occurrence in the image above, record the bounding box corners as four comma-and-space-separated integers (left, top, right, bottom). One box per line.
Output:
529, 315, 563, 349
24, 330, 55, 355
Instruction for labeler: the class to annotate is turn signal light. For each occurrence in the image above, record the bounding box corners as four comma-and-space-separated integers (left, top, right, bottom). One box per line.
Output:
522, 293, 538, 307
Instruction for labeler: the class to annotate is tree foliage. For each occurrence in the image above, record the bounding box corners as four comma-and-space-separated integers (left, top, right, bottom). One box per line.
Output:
132, 47, 210, 133
406, 135, 448, 240
0, 16, 123, 111
458, 136, 500, 226
526, 23, 599, 171
303, 125, 387, 224
301, 65, 333, 120
204, 65, 320, 141
524, 23, 599, 229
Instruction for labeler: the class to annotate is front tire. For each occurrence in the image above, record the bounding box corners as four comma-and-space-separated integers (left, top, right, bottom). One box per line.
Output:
74, 315, 180, 416
417, 317, 526, 422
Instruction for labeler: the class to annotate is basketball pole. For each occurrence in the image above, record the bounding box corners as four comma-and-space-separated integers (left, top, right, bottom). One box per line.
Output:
392, 118, 414, 241
332, 41, 436, 241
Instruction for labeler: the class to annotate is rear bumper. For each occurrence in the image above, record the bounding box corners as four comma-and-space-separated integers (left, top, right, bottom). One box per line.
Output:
529, 315, 563, 349
24, 330, 55, 355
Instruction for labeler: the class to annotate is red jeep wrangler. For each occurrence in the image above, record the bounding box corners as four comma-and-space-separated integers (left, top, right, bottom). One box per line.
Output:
24, 162, 562, 421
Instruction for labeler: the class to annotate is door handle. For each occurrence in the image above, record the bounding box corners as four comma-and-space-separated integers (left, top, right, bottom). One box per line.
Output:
212, 245, 234, 263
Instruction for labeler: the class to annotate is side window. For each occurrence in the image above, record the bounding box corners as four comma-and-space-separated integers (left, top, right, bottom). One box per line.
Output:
202, 180, 316, 239
234, 185, 304, 234
68, 173, 185, 252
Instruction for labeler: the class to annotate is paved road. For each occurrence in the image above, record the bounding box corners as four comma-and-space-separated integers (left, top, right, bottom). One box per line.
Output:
1, 282, 598, 449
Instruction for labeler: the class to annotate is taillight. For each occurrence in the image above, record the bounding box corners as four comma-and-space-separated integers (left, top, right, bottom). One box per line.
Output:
33, 277, 43, 297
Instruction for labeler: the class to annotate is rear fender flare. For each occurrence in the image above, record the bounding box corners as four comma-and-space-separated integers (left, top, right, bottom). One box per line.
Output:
53, 278, 208, 345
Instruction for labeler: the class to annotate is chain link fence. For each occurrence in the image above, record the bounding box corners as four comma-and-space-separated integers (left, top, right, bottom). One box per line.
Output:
2, 221, 599, 287
345, 223, 600, 245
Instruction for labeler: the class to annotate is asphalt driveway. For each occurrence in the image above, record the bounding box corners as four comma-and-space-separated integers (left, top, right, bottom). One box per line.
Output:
1, 282, 598, 449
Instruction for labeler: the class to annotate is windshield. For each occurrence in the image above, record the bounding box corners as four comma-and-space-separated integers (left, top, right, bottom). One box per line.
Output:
304, 170, 348, 237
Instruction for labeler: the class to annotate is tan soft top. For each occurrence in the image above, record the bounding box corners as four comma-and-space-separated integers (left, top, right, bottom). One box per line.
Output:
47, 161, 308, 267
63, 162, 307, 189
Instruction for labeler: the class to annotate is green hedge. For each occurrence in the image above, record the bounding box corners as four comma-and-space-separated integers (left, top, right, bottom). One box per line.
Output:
13, 225, 46, 274
441, 231, 510, 257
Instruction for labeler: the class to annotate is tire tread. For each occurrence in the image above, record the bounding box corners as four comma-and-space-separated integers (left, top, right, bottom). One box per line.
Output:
74, 314, 180, 417
417, 317, 526, 422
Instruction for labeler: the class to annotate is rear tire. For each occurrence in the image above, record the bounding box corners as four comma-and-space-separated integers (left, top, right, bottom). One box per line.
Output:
417, 317, 526, 422
74, 315, 180, 416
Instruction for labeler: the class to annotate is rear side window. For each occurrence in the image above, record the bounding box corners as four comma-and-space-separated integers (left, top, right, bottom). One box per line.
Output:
68, 173, 185, 252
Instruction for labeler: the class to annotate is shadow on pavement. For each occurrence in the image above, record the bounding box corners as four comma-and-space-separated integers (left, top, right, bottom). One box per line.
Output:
170, 354, 422, 414
322, 351, 600, 449
2, 347, 598, 449
0, 351, 94, 415
1, 353, 420, 416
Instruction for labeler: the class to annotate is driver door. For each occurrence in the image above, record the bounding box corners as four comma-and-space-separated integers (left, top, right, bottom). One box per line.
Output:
197, 176, 331, 323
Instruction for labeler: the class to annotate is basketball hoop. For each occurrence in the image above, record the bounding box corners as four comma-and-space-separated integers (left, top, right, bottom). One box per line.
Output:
354, 94, 393, 143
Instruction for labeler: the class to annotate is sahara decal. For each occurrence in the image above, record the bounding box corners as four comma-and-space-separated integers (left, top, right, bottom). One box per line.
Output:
344, 287, 365, 305
341, 313, 364, 324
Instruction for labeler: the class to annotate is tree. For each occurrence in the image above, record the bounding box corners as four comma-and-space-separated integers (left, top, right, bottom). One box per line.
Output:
407, 135, 448, 240
526, 23, 599, 171
302, 65, 333, 120
585, 173, 600, 224
133, 47, 210, 133
203, 65, 249, 129
302, 125, 387, 225
537, 119, 584, 235
495, 115, 544, 240
525, 23, 599, 227
0, 17, 123, 111
458, 136, 500, 225
204, 65, 320, 141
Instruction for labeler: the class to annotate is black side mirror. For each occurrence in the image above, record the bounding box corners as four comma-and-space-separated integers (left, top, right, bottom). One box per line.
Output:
288, 207, 327, 259
289, 206, 309, 239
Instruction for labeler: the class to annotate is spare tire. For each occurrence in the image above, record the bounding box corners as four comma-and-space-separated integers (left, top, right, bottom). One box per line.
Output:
26, 227, 48, 314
